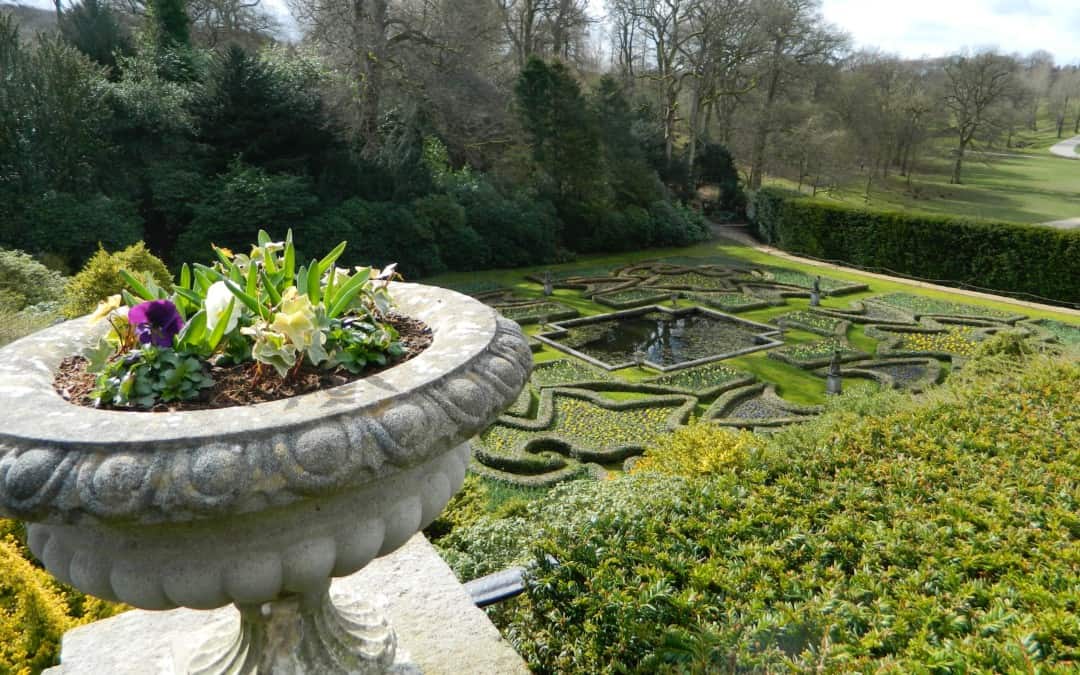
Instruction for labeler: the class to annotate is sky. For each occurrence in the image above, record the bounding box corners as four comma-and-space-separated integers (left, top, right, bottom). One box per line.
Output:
818, 0, 1080, 64
6, 0, 1080, 65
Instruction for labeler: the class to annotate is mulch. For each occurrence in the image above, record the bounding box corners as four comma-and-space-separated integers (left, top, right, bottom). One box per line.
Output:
53, 313, 432, 412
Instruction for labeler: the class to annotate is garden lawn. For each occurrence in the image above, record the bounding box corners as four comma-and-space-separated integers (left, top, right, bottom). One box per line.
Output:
763, 138, 1080, 225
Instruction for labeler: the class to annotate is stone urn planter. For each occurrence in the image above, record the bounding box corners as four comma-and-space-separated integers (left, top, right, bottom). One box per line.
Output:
0, 283, 531, 674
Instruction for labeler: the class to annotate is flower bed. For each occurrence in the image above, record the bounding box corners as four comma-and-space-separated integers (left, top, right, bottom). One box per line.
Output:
683, 291, 773, 312
767, 337, 866, 368
647, 362, 753, 396
496, 300, 579, 324
593, 287, 673, 309
644, 271, 735, 290
1031, 318, 1080, 346
748, 268, 868, 295
870, 293, 1024, 322
530, 358, 613, 388
897, 326, 980, 357
472, 388, 695, 486
773, 310, 848, 336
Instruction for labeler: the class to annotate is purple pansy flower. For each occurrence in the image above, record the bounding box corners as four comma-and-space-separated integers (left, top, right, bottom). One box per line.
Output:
128, 300, 185, 348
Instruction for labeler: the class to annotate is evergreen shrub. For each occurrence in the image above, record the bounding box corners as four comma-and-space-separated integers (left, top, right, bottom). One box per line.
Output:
485, 353, 1080, 672
3, 192, 143, 269
748, 188, 1080, 303
63, 242, 172, 317
0, 249, 66, 309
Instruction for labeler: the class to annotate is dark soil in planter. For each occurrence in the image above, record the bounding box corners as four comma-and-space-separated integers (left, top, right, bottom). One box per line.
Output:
53, 314, 433, 412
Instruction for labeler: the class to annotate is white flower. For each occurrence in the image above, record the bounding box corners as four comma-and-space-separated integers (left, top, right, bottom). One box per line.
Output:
205, 281, 242, 335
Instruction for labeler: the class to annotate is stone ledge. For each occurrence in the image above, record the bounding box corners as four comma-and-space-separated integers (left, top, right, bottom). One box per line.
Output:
45, 534, 527, 675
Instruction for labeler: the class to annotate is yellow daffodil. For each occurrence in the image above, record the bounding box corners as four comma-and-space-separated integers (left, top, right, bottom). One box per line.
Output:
89, 295, 123, 323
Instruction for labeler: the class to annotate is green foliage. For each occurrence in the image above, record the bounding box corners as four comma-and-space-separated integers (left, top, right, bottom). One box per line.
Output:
632, 423, 758, 477
0, 17, 113, 201
303, 199, 444, 278
493, 354, 1080, 672
0, 517, 124, 673
694, 143, 746, 216
591, 76, 664, 208
7, 192, 143, 268
64, 242, 172, 318
749, 187, 1080, 304
515, 58, 605, 209
447, 179, 561, 268
92, 345, 213, 408
197, 46, 341, 177
0, 248, 66, 309
647, 200, 711, 247
174, 162, 321, 265
148, 0, 190, 49
325, 317, 404, 374
59, 0, 133, 74
412, 194, 487, 270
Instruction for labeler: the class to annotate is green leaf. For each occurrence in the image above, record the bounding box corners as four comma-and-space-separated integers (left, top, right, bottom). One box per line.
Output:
259, 269, 282, 307
119, 269, 156, 301
327, 272, 372, 318
224, 279, 268, 320
284, 229, 296, 281
297, 264, 309, 296
245, 261, 258, 297
176, 309, 207, 350
258, 229, 272, 247
263, 248, 278, 275
179, 264, 191, 290
173, 287, 203, 308
306, 260, 321, 304
213, 246, 235, 273
82, 337, 115, 374
206, 298, 235, 351
316, 241, 347, 276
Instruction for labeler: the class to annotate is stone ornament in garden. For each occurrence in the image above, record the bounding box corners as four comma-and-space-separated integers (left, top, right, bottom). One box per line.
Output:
0, 233, 532, 673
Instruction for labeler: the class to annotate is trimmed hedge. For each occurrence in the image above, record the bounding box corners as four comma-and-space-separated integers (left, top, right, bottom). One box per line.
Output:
494, 352, 1080, 672
748, 188, 1080, 304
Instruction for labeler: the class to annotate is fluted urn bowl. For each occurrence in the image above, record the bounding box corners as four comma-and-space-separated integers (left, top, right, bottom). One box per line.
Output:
0, 283, 532, 673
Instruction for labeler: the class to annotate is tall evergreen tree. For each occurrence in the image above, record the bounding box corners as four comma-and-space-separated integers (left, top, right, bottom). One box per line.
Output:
514, 57, 604, 207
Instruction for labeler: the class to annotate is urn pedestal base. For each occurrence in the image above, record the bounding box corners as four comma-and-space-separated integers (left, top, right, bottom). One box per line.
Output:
187, 581, 394, 674
45, 535, 528, 675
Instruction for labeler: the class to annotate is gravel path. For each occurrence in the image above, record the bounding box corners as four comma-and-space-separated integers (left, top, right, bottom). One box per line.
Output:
1048, 135, 1080, 159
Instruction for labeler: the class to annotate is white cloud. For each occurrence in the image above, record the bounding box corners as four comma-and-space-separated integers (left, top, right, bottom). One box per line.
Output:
821, 0, 1080, 63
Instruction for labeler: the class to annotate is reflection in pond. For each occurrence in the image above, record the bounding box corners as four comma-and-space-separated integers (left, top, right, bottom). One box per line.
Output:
552, 310, 765, 368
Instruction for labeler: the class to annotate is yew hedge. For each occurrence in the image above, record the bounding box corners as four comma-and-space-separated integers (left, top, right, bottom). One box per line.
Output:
748, 188, 1080, 304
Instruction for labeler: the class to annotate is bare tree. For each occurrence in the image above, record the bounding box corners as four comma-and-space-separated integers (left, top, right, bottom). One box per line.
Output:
942, 50, 1015, 184
630, 0, 704, 164
288, 0, 443, 152
746, 0, 846, 189
495, 0, 589, 67
680, 0, 759, 172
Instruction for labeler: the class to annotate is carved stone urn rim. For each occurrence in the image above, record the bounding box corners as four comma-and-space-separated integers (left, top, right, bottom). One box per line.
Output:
0, 282, 493, 444
0, 283, 533, 526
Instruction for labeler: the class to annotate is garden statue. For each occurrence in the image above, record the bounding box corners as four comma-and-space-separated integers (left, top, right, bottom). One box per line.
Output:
670, 292, 679, 307
542, 270, 553, 297
811, 276, 821, 307
826, 348, 842, 395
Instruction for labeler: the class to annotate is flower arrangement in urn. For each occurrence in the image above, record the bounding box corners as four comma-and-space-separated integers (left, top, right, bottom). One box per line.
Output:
1, 229, 531, 673
75, 230, 421, 410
